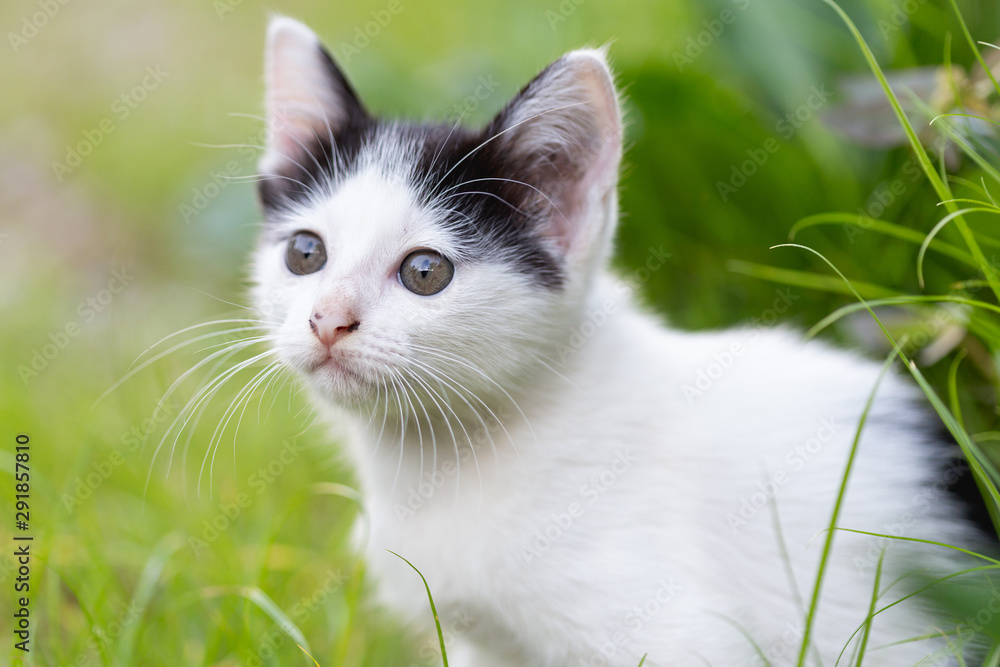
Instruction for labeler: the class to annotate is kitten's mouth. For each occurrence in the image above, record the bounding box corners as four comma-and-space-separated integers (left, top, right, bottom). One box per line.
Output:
309, 348, 368, 387
313, 350, 354, 375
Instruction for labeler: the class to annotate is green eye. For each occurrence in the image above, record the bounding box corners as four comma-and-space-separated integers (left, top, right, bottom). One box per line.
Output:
399, 249, 454, 296
286, 231, 327, 275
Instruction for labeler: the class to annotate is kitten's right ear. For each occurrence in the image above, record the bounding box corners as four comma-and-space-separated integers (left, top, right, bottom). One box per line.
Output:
259, 17, 366, 189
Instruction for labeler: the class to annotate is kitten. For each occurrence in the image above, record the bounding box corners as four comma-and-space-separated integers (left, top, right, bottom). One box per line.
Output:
250, 17, 984, 666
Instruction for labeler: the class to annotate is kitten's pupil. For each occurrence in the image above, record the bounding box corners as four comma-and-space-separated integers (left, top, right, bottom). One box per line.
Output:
399, 250, 454, 296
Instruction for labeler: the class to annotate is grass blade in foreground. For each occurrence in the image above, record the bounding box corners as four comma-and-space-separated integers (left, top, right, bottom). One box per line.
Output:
389, 550, 449, 667
818, 0, 1000, 303
795, 343, 898, 666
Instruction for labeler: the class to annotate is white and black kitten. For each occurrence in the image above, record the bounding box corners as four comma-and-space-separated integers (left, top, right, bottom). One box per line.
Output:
249, 17, 985, 666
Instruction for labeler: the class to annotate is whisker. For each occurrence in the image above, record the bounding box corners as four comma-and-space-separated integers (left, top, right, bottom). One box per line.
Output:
189, 141, 264, 151
426, 114, 467, 183
187, 288, 263, 314
403, 356, 487, 497
387, 374, 408, 500
434, 176, 569, 224
202, 360, 283, 499
400, 364, 477, 510
147, 348, 278, 502
407, 345, 530, 479
154, 337, 274, 423
410, 343, 535, 442
431, 101, 588, 194
95, 320, 263, 405
530, 351, 582, 392
395, 367, 436, 493
439, 190, 532, 218
370, 376, 391, 463
257, 362, 290, 425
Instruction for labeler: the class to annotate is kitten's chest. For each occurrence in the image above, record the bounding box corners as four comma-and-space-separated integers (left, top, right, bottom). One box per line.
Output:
350, 417, 573, 615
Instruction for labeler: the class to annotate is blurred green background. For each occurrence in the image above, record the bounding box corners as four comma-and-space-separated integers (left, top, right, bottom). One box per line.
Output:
3, 0, 1000, 664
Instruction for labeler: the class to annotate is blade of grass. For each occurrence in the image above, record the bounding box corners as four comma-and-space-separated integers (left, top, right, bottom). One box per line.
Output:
946, 0, 1000, 99
853, 549, 885, 667
708, 612, 773, 667
918, 208, 1000, 287
928, 115, 1000, 186
831, 528, 1000, 564
114, 532, 185, 666
819, 0, 1000, 303
947, 348, 968, 428
200, 585, 314, 661
727, 260, 899, 298
389, 551, 449, 667
796, 343, 898, 666
788, 213, 974, 266
773, 243, 1000, 496
804, 296, 981, 339
835, 564, 1000, 666
299, 645, 322, 667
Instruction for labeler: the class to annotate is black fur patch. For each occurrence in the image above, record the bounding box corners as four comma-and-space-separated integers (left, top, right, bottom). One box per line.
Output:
258, 84, 566, 289
258, 35, 571, 288
931, 422, 997, 543
259, 117, 565, 289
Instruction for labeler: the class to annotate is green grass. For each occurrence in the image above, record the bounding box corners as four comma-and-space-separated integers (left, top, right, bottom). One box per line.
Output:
4, 0, 1000, 664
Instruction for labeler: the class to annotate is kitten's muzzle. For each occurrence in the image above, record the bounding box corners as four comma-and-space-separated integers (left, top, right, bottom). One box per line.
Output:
310, 310, 360, 348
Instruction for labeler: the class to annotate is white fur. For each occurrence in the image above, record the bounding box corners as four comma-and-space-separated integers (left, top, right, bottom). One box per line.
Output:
252, 19, 977, 666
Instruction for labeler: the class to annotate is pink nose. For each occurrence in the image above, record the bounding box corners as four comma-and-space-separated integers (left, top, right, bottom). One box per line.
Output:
310, 311, 360, 347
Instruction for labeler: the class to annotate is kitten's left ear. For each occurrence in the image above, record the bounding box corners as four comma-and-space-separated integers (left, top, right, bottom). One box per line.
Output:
489, 48, 622, 268
259, 17, 367, 191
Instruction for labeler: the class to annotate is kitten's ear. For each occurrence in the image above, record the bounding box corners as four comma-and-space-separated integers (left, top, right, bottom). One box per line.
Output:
259, 17, 366, 182
489, 49, 622, 265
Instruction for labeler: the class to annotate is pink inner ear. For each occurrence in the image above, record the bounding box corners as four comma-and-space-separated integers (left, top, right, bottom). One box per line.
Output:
269, 112, 317, 161
494, 52, 622, 258
546, 125, 622, 255
264, 20, 351, 168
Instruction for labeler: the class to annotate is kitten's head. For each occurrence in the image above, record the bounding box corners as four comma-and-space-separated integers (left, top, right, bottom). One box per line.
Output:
252, 17, 622, 409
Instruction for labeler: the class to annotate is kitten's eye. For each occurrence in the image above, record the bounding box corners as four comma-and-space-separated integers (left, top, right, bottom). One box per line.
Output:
286, 231, 327, 275
399, 250, 454, 296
